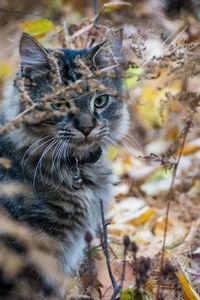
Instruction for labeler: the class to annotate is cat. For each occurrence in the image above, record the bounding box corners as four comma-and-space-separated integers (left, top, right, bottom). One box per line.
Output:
0, 30, 129, 295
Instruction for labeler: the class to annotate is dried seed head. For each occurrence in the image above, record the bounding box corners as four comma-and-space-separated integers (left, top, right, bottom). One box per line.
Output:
130, 241, 138, 253
85, 231, 93, 244
138, 257, 151, 273
123, 235, 131, 248
161, 262, 176, 278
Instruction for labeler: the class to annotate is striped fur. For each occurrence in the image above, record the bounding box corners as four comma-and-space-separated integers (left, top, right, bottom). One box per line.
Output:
0, 31, 129, 297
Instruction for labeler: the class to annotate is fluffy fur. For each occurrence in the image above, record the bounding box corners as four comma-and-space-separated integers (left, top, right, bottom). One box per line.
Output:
0, 32, 129, 280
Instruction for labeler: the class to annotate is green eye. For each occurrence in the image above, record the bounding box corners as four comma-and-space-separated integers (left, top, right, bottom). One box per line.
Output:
51, 102, 62, 110
51, 101, 71, 110
94, 95, 109, 108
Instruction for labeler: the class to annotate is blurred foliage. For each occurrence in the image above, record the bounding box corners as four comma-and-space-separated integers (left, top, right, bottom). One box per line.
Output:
1, 0, 200, 299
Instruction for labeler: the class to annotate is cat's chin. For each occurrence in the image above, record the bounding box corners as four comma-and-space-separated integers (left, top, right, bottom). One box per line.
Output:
68, 140, 102, 159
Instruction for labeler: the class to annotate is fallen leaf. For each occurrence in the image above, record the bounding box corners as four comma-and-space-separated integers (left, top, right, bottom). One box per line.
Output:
108, 197, 146, 222
187, 180, 200, 200
113, 184, 129, 198
176, 144, 200, 156
0, 62, 12, 79
152, 216, 187, 247
141, 167, 172, 196
125, 67, 144, 89
137, 80, 181, 127
112, 154, 134, 175
102, 2, 132, 13
120, 288, 152, 300
127, 207, 155, 227
20, 19, 55, 37
109, 197, 155, 227
108, 223, 136, 237
176, 272, 200, 300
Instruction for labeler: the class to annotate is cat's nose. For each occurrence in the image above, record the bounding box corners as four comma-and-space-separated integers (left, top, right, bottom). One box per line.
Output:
74, 113, 96, 137
81, 126, 94, 137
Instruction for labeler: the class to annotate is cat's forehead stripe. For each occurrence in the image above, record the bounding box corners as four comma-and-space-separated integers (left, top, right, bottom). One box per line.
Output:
60, 48, 89, 62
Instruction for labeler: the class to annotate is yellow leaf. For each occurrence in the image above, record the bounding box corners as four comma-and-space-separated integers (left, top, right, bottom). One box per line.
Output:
106, 145, 119, 161
20, 19, 55, 37
145, 279, 155, 294
108, 223, 136, 237
125, 67, 144, 89
127, 207, 155, 226
188, 179, 200, 200
164, 126, 180, 141
137, 80, 181, 127
152, 217, 187, 247
0, 62, 12, 79
102, 2, 132, 13
112, 154, 134, 175
176, 144, 200, 156
176, 272, 200, 300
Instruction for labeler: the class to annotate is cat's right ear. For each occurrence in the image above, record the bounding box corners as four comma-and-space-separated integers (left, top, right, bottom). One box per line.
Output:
19, 33, 48, 75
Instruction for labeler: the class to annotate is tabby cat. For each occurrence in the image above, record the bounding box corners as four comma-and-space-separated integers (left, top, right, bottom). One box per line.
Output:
0, 31, 129, 298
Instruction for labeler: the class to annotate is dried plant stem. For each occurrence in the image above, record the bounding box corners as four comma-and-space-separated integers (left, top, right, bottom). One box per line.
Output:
156, 115, 194, 300
93, 0, 99, 15
99, 199, 120, 300
0, 104, 36, 134
120, 246, 127, 290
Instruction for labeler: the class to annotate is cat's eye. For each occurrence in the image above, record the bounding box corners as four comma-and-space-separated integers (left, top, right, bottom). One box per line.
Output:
51, 101, 71, 110
94, 95, 109, 109
51, 103, 62, 110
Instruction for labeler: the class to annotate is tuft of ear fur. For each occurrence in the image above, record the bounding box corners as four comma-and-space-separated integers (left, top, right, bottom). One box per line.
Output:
91, 29, 123, 68
19, 33, 48, 67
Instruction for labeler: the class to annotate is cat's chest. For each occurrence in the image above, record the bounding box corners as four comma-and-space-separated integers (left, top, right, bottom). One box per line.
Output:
38, 159, 116, 228
43, 162, 116, 274
50, 162, 114, 215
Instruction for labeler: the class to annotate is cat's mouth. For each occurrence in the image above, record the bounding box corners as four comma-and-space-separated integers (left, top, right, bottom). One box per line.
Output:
68, 138, 100, 151
66, 140, 102, 162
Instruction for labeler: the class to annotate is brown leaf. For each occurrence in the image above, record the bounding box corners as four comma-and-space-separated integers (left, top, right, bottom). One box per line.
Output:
102, 2, 132, 13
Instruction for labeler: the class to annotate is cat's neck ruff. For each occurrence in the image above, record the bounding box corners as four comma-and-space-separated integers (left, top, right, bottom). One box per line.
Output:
65, 147, 102, 167
66, 147, 102, 189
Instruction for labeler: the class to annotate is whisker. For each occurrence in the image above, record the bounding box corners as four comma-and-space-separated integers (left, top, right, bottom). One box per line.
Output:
22, 137, 55, 169
57, 141, 65, 182
122, 136, 143, 154
103, 136, 132, 157
59, 141, 69, 184
33, 139, 58, 188
50, 140, 61, 191
114, 130, 144, 153
21, 136, 49, 168
39, 139, 58, 185
55, 141, 63, 175
51, 140, 61, 175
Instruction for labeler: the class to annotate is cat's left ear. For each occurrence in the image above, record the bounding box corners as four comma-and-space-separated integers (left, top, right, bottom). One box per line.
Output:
90, 29, 123, 68
19, 33, 48, 67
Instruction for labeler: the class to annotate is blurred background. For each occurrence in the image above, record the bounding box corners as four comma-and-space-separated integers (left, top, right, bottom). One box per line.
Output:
1, 0, 200, 298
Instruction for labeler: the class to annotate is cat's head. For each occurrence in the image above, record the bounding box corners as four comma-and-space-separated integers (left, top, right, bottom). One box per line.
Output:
15, 32, 129, 159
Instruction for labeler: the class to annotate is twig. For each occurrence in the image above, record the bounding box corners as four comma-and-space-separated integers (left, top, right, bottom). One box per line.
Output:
93, 0, 99, 15
85, 232, 94, 288
120, 236, 129, 289
99, 199, 120, 300
0, 104, 37, 134
155, 114, 195, 300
